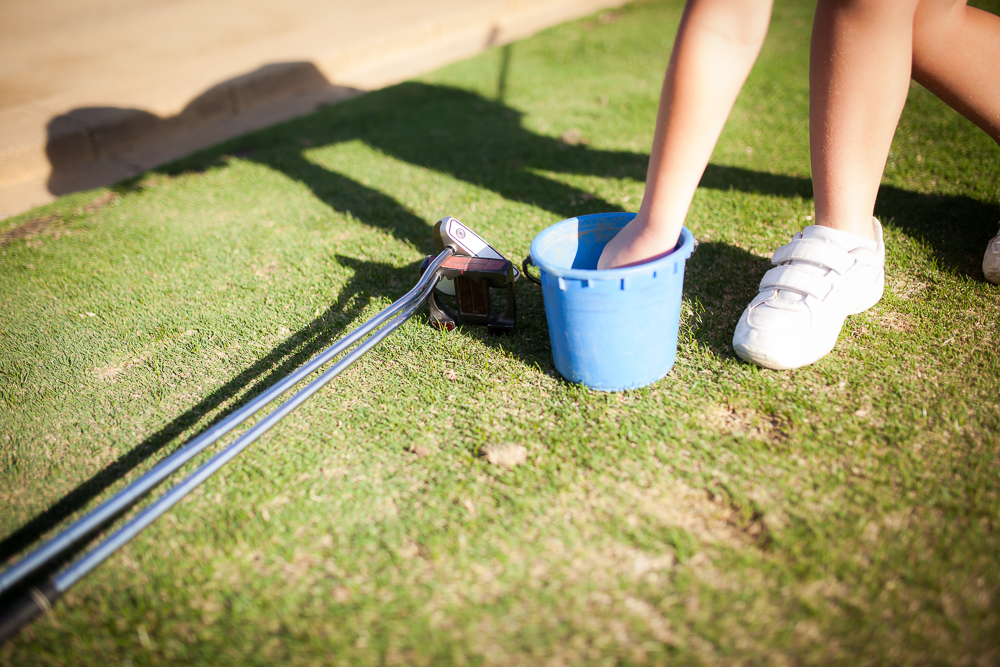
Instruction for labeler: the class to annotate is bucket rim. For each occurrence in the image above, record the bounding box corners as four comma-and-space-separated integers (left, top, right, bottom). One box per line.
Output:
529, 213, 695, 281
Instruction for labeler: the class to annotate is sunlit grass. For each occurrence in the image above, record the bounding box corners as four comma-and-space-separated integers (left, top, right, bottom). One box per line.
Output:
2, 0, 999, 664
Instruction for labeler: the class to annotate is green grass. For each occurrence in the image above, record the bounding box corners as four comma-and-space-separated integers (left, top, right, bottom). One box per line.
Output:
2, 0, 999, 664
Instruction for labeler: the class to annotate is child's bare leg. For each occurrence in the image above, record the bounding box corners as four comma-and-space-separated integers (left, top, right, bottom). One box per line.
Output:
732, 0, 917, 370
912, 0, 1000, 284
912, 0, 1000, 145
809, 0, 922, 242
597, 0, 772, 270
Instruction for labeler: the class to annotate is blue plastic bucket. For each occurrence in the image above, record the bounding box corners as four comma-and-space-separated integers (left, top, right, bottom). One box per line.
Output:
527, 212, 695, 391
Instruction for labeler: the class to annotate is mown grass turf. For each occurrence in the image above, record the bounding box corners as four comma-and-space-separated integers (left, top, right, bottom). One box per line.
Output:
2, 0, 999, 664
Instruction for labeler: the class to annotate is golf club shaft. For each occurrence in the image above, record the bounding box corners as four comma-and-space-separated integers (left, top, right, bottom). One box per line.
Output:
0, 253, 446, 644
0, 247, 454, 598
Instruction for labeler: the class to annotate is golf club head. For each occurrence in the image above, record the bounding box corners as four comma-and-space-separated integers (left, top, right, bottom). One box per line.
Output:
433, 217, 519, 295
423, 216, 517, 334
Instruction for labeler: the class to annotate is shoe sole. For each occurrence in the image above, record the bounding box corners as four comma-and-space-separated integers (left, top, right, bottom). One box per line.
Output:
733, 331, 840, 371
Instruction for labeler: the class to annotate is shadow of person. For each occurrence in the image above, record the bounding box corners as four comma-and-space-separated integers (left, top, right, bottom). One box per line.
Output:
44, 62, 362, 197
151, 81, 647, 250
338, 82, 647, 216
875, 184, 999, 278
44, 60, 997, 277
156, 81, 997, 283
45, 106, 162, 196
699, 164, 999, 281
700, 163, 813, 200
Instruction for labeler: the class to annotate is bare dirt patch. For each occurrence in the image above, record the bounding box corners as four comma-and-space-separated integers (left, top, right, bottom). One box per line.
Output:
544, 474, 756, 561
559, 128, 589, 146
93, 353, 147, 382
618, 476, 753, 549
705, 405, 784, 441
878, 311, 915, 334
1, 215, 61, 246
888, 276, 929, 300
82, 192, 117, 212
482, 444, 527, 468
1, 193, 116, 246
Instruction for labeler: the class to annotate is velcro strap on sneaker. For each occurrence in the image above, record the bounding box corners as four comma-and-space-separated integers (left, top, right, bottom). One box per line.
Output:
759, 265, 834, 300
771, 239, 855, 274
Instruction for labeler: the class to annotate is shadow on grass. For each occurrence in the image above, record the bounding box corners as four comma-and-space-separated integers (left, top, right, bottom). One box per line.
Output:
146, 81, 998, 280
874, 185, 999, 275
701, 163, 998, 279
683, 241, 773, 358
0, 255, 473, 569
13, 77, 997, 581
0, 242, 556, 583
678, 183, 998, 361
153, 81, 648, 252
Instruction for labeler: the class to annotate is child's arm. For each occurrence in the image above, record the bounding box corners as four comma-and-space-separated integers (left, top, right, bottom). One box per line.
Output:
597, 0, 773, 269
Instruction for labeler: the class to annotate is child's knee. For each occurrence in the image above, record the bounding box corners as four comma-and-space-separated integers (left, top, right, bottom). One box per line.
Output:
684, 0, 772, 48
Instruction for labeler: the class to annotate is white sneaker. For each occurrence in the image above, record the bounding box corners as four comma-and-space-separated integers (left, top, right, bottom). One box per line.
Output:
984, 226, 1000, 285
732, 218, 885, 370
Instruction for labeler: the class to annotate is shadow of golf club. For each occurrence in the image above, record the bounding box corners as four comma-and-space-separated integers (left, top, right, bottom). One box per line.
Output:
0, 255, 432, 569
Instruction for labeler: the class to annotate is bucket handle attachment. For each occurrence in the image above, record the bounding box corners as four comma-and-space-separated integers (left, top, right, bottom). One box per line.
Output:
522, 255, 542, 285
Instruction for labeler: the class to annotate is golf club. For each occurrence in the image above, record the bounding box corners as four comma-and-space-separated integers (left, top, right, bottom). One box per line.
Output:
0, 217, 518, 644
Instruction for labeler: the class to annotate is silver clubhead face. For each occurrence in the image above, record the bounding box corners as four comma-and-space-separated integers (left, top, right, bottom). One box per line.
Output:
433, 217, 518, 295
434, 217, 505, 259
